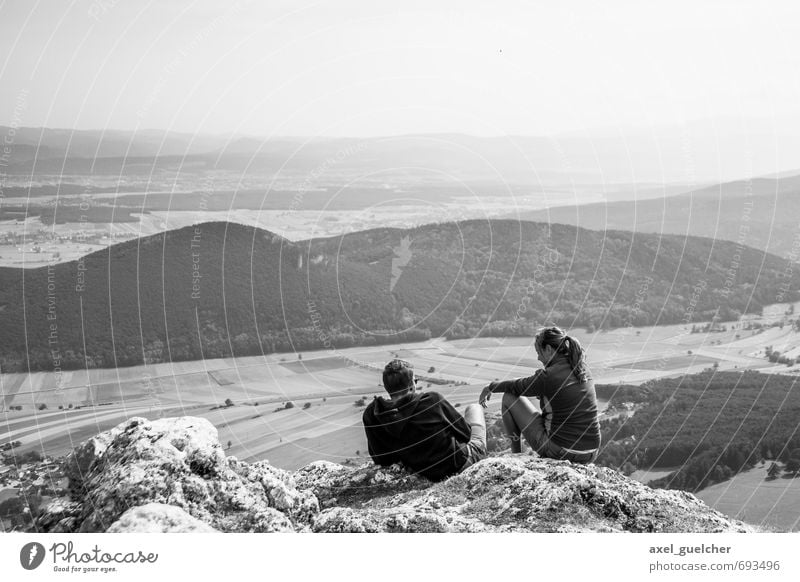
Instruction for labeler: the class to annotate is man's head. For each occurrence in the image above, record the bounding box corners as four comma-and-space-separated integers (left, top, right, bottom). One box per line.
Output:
382, 359, 416, 397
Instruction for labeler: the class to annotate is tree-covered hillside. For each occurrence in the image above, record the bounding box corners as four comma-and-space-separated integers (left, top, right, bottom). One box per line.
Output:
597, 371, 800, 491
0, 219, 797, 372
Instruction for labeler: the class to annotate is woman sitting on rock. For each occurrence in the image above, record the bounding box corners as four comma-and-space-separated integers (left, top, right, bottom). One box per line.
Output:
478, 326, 600, 463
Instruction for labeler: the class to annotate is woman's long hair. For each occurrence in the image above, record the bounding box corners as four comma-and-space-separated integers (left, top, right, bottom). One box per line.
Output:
534, 326, 589, 382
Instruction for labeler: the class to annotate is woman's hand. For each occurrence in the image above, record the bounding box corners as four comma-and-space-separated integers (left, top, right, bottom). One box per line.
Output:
479, 383, 497, 408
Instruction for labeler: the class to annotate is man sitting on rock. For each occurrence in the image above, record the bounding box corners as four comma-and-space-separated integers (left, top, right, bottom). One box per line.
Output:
362, 359, 487, 481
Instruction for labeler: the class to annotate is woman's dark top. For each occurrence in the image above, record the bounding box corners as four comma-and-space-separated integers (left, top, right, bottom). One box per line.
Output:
492, 355, 601, 453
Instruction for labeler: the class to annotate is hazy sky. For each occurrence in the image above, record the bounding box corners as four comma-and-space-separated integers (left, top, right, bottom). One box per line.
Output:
1, 0, 799, 137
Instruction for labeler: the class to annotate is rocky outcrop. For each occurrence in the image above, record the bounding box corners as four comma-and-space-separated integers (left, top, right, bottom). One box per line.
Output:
106, 503, 217, 533
300, 457, 750, 533
35, 416, 751, 533
38, 417, 316, 532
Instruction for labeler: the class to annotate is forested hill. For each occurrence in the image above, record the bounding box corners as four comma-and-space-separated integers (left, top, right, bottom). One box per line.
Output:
1, 219, 798, 373
512, 174, 800, 258
597, 371, 800, 493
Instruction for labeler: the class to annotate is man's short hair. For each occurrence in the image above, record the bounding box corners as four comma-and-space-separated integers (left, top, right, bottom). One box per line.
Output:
383, 359, 414, 395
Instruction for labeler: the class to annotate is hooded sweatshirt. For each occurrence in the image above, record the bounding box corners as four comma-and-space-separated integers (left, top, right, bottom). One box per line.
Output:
362, 391, 471, 481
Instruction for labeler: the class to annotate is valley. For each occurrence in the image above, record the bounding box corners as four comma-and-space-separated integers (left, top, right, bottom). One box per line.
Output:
3, 307, 798, 471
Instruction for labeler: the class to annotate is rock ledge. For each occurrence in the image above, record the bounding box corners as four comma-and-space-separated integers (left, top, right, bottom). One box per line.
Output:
35, 416, 751, 533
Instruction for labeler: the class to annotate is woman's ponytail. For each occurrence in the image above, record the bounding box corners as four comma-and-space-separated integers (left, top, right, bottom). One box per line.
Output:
565, 335, 589, 382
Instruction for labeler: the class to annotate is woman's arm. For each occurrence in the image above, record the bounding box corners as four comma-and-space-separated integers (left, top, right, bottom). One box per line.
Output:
478, 382, 500, 407
479, 370, 547, 407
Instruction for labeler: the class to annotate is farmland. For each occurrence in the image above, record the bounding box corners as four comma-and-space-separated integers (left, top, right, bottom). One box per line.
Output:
696, 464, 800, 532
3, 310, 798, 470
4, 306, 800, 531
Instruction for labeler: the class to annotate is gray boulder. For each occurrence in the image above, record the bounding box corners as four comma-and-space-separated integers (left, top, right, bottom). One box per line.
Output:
38, 416, 317, 532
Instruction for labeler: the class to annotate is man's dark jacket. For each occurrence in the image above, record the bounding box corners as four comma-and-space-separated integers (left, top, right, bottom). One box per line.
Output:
362, 391, 471, 481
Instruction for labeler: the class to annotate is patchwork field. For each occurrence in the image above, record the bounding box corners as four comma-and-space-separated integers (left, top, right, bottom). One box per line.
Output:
2, 305, 799, 478
695, 464, 800, 532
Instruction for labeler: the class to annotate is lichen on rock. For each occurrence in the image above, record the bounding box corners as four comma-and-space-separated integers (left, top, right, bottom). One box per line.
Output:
107, 503, 217, 533
38, 416, 317, 532
35, 415, 752, 534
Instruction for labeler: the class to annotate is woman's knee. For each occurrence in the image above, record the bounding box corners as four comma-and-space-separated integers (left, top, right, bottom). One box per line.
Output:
501, 391, 518, 409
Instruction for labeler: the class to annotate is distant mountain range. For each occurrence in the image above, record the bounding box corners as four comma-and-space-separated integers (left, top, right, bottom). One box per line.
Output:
0, 129, 611, 184
1, 219, 796, 373
512, 174, 800, 258
0, 127, 232, 162
5, 124, 800, 185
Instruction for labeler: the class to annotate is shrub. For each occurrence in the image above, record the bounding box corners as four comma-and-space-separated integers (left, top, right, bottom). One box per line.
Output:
25, 449, 42, 463
767, 462, 781, 480
786, 456, 800, 475
0, 497, 24, 519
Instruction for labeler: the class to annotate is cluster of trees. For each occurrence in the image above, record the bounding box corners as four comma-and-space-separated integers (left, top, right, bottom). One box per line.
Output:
273, 401, 295, 412
0, 440, 22, 452
2, 220, 798, 374
764, 346, 800, 367
767, 459, 800, 479
209, 398, 235, 411
595, 371, 800, 492
2, 448, 43, 466
0, 495, 43, 529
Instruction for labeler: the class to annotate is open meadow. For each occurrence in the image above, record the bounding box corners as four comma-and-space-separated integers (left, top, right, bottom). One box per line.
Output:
696, 464, 800, 532
4, 305, 798, 470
